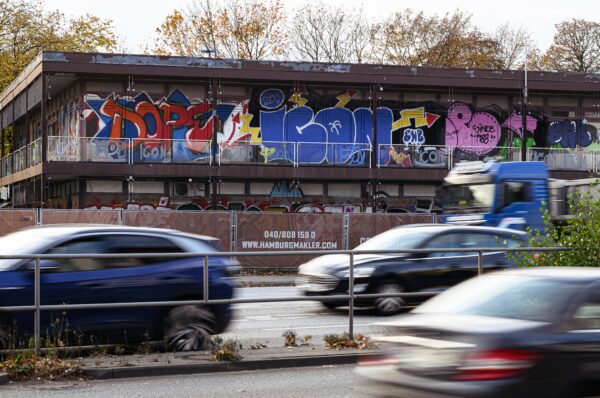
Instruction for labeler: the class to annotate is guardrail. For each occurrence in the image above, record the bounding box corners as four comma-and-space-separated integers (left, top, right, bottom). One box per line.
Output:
0, 246, 568, 355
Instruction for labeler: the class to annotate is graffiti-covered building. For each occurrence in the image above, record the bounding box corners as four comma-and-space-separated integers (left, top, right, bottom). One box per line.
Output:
0, 51, 599, 211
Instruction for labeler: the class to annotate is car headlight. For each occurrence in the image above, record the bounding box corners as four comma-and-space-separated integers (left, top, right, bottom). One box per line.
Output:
339, 267, 375, 278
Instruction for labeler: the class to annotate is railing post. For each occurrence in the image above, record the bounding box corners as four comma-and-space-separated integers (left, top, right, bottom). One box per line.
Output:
348, 251, 354, 340
203, 255, 209, 303
477, 250, 483, 276
34, 257, 41, 355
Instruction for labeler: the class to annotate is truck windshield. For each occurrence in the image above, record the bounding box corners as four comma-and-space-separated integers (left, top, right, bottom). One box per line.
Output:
442, 183, 494, 214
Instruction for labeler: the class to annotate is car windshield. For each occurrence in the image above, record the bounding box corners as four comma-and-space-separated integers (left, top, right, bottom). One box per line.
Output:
414, 274, 582, 322
355, 229, 430, 251
0, 229, 56, 271
442, 183, 495, 214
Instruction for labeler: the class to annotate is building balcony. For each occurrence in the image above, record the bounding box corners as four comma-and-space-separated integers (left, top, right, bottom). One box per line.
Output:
1, 136, 599, 183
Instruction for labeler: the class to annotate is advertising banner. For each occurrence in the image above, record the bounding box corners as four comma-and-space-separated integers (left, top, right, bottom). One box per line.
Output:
235, 213, 344, 268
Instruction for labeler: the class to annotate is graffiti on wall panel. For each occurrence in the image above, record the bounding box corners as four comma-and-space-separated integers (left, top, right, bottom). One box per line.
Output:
548, 119, 597, 148
501, 110, 538, 139
445, 102, 501, 155
382, 145, 449, 168
83, 90, 226, 162
82, 87, 600, 166
49, 103, 81, 161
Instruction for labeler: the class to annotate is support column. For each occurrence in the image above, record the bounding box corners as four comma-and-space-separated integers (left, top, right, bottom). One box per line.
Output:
370, 83, 379, 210
211, 176, 218, 210
1, 111, 4, 160
41, 73, 48, 206
41, 73, 48, 163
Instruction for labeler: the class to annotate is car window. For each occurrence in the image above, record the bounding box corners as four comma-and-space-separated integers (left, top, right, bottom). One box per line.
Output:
423, 234, 461, 257
493, 235, 522, 248
46, 237, 108, 272
502, 181, 532, 206
572, 295, 600, 330
425, 233, 520, 258
416, 274, 582, 322
104, 235, 184, 267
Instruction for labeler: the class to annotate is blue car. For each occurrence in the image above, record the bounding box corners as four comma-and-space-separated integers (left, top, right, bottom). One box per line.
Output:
0, 225, 239, 351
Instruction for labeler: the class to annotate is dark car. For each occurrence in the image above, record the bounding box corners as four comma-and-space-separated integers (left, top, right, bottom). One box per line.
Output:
296, 224, 526, 315
355, 268, 600, 398
0, 225, 239, 351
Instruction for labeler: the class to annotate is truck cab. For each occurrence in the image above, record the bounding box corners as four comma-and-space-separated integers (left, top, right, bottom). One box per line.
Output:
441, 161, 548, 231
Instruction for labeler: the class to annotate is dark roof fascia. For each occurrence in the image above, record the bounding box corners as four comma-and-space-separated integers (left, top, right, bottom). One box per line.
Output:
3, 51, 600, 111
0, 52, 44, 111
42, 52, 600, 93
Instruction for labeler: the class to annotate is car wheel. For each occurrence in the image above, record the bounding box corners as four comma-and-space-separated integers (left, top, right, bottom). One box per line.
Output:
373, 282, 405, 316
321, 301, 338, 310
164, 305, 216, 351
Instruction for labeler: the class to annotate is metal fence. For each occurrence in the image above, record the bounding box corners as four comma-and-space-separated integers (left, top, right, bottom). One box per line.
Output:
4, 137, 600, 173
0, 246, 568, 355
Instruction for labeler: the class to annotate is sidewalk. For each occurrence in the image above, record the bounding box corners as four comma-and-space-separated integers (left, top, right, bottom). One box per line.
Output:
76, 344, 381, 380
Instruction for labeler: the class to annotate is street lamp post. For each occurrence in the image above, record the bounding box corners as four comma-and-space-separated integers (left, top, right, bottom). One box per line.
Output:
521, 45, 528, 162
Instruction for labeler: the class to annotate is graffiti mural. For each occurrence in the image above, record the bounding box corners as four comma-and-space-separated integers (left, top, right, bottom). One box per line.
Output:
445, 102, 501, 155
83, 90, 231, 162
81, 87, 600, 167
548, 119, 597, 148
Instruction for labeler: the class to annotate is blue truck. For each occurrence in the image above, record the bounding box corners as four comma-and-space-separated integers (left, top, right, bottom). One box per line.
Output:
441, 161, 598, 231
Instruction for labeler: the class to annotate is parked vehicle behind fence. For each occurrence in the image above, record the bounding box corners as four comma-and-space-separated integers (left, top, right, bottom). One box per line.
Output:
355, 267, 600, 398
0, 224, 239, 351
296, 224, 527, 315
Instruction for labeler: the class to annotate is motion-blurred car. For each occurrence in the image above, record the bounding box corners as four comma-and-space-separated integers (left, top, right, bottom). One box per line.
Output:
355, 268, 600, 398
296, 224, 526, 315
0, 225, 239, 351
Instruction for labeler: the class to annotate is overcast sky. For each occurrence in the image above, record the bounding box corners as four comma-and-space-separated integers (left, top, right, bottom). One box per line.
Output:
44, 0, 599, 54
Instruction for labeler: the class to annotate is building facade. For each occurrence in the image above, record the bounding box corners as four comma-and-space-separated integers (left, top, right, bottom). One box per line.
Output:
0, 51, 599, 212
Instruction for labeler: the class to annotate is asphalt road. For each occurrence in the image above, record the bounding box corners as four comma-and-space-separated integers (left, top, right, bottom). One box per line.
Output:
0, 365, 369, 398
225, 287, 393, 346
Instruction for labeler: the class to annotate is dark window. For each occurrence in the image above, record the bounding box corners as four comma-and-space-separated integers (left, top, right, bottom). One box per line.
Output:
572, 294, 600, 330
424, 234, 461, 257
46, 237, 107, 272
104, 235, 184, 267
502, 181, 531, 206
425, 233, 512, 257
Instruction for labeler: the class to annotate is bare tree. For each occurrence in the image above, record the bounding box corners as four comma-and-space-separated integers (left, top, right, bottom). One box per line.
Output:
492, 23, 534, 70
289, 3, 378, 63
153, 0, 286, 60
218, 0, 286, 59
377, 9, 502, 69
543, 18, 600, 73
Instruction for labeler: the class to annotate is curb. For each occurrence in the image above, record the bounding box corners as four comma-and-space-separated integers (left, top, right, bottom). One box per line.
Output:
83, 351, 373, 380
239, 281, 295, 287
0, 372, 8, 385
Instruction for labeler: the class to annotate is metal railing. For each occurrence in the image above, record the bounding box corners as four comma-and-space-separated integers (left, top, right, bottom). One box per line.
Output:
296, 142, 372, 167
0, 246, 568, 355
218, 141, 296, 166
47, 136, 213, 165
377, 144, 450, 169
4, 136, 600, 172
529, 147, 598, 172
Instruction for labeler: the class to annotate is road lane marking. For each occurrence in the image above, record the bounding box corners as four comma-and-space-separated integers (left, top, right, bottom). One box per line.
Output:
262, 323, 376, 331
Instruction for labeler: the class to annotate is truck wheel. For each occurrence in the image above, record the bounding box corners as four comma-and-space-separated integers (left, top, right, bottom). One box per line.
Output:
373, 282, 405, 316
164, 305, 215, 351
